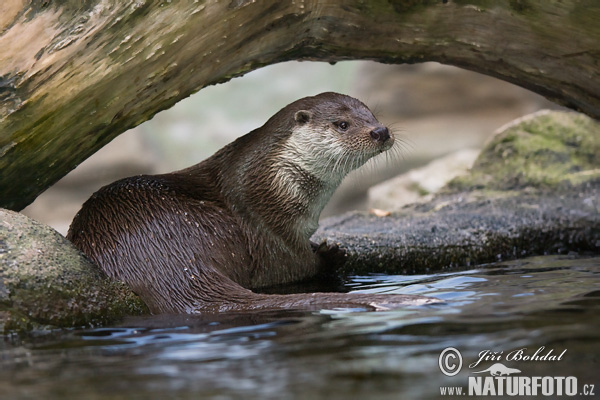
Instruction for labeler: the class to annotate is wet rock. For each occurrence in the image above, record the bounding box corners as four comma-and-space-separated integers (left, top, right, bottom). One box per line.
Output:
314, 110, 600, 275
0, 209, 147, 335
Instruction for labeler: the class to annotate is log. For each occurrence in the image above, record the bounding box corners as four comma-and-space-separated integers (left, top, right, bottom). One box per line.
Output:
1, 0, 599, 210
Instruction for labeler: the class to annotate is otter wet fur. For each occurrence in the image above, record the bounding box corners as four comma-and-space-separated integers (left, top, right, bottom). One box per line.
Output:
68, 92, 437, 314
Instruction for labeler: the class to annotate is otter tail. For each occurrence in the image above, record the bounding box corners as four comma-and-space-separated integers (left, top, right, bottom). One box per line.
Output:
191, 291, 440, 313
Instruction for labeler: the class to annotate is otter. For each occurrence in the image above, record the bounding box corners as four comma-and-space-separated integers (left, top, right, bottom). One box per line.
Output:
68, 92, 436, 313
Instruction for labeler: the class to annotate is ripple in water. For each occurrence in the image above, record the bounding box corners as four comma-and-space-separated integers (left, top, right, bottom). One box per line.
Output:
1, 255, 599, 399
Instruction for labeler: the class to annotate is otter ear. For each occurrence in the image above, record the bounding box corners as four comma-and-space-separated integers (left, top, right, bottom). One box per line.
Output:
294, 110, 311, 124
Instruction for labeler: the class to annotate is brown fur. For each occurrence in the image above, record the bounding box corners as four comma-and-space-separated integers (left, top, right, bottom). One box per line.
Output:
68, 93, 436, 313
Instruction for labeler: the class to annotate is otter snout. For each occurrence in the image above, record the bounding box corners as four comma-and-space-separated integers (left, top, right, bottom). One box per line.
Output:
370, 126, 391, 143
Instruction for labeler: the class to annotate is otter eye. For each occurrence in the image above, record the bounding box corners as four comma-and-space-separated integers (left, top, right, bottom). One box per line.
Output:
336, 121, 349, 131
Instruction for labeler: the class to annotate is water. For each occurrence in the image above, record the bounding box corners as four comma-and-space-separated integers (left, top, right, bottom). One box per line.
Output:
2, 255, 599, 399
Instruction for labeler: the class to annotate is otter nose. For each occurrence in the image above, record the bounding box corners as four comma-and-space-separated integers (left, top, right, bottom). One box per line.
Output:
370, 126, 390, 143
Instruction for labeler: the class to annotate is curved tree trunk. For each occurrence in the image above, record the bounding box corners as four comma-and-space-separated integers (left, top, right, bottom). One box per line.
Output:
1, 0, 599, 210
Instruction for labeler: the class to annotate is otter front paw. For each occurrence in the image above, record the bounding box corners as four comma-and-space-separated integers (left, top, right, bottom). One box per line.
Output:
311, 240, 346, 273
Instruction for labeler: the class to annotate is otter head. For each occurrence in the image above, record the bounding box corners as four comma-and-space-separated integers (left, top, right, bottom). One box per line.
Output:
258, 92, 395, 239
283, 92, 394, 184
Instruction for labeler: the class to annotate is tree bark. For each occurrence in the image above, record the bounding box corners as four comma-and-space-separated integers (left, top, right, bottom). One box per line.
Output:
1, 0, 599, 210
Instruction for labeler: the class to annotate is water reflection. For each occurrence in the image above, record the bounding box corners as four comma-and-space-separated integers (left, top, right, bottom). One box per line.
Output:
1, 255, 599, 399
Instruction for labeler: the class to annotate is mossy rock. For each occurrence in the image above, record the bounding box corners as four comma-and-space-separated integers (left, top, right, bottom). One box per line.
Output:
0, 209, 148, 335
446, 110, 600, 192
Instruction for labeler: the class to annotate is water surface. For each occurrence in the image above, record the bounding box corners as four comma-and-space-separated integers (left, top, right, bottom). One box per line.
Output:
2, 255, 599, 399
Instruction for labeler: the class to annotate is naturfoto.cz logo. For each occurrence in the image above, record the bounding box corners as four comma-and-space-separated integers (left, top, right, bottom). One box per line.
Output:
438, 347, 596, 397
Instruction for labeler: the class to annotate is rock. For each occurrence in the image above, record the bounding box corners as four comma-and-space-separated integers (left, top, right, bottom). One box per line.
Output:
368, 148, 480, 211
446, 110, 600, 192
0, 209, 147, 335
314, 110, 600, 275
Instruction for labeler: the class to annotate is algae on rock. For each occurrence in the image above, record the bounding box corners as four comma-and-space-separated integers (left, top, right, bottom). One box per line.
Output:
0, 209, 147, 335
446, 110, 600, 192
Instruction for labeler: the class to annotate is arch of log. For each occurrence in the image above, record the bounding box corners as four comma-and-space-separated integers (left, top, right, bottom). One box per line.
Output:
1, 0, 599, 210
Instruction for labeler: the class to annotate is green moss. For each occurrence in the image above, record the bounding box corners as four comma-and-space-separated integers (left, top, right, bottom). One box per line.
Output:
445, 111, 600, 193
1, 209, 148, 335
569, 1, 600, 39
509, 0, 533, 13
388, 0, 438, 13
408, 182, 431, 197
